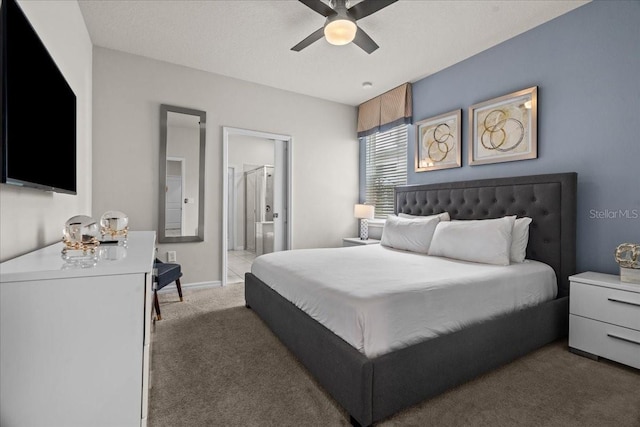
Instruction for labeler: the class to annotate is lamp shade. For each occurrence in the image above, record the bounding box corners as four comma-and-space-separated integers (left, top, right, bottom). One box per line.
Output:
354, 204, 375, 220
324, 16, 357, 46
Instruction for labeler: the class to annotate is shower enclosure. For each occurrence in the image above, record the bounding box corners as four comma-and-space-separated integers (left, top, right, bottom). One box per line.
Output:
245, 166, 274, 255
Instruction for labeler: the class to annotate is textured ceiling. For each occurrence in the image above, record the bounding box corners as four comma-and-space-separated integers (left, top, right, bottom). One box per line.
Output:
78, 0, 589, 106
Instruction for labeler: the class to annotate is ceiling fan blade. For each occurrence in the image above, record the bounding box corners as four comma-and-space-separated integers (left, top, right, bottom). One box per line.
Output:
352, 27, 379, 54
298, 0, 337, 17
291, 27, 325, 52
348, 0, 398, 21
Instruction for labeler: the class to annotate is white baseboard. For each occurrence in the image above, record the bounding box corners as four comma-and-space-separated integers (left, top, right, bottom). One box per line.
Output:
157, 280, 222, 294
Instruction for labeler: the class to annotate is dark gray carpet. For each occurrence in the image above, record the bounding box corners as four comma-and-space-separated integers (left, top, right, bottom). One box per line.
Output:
149, 285, 640, 427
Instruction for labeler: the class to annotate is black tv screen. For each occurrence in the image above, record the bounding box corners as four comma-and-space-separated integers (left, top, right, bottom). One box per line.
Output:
1, 0, 77, 194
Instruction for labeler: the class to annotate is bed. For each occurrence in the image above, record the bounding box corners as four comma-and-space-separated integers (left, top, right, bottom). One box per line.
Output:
245, 172, 577, 426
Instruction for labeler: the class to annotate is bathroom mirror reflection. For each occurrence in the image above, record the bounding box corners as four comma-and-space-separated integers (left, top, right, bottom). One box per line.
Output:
158, 104, 206, 243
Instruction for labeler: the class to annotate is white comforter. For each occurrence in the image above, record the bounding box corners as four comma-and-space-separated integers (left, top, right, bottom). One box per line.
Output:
251, 244, 557, 358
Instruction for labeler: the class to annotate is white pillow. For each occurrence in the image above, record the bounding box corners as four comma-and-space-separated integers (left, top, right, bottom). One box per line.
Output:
428, 216, 516, 265
380, 215, 440, 254
398, 212, 451, 222
510, 217, 532, 263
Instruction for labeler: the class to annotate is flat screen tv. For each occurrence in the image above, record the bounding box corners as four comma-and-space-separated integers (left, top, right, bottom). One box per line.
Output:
1, 0, 77, 194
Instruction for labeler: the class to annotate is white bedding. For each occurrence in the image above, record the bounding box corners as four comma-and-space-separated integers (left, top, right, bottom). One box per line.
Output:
251, 244, 557, 358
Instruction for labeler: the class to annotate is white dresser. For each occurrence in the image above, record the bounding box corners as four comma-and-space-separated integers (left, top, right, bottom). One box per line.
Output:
0, 231, 156, 427
569, 271, 640, 369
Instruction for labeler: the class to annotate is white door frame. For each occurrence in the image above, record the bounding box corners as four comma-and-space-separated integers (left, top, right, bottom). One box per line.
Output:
227, 165, 236, 251
222, 127, 293, 286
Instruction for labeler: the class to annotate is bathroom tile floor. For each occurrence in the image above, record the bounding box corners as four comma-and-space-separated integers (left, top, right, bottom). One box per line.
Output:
227, 250, 256, 284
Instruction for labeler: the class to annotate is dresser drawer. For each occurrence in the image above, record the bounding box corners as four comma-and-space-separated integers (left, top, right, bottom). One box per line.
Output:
569, 315, 640, 369
570, 281, 640, 330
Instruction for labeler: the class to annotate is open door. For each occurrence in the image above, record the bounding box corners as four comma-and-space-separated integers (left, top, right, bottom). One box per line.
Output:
273, 139, 287, 252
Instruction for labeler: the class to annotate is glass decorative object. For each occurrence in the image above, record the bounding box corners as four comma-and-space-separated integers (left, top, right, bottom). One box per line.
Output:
61, 215, 100, 266
100, 210, 129, 244
615, 243, 640, 284
98, 245, 127, 261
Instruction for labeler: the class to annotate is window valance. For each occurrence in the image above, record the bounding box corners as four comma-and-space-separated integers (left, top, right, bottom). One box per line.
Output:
357, 83, 412, 137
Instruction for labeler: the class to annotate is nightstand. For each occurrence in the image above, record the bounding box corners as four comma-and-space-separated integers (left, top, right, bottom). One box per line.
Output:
342, 237, 380, 247
569, 272, 640, 369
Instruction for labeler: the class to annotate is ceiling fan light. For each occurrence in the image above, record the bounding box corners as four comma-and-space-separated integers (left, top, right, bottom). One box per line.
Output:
324, 18, 357, 46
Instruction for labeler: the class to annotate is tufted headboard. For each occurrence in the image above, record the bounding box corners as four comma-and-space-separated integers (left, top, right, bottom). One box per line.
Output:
394, 172, 577, 297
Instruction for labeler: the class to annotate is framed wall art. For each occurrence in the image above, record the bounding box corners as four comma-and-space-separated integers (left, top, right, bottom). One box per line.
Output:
468, 86, 537, 166
415, 109, 461, 172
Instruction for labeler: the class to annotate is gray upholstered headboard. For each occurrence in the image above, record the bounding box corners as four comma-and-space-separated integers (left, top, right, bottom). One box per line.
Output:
394, 172, 577, 298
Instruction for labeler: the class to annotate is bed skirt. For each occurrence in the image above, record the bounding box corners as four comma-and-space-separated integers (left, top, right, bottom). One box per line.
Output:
245, 272, 568, 426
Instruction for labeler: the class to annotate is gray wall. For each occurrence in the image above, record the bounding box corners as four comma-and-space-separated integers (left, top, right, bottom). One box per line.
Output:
411, 0, 640, 275
0, 1, 93, 262
92, 47, 359, 284
361, 1, 640, 275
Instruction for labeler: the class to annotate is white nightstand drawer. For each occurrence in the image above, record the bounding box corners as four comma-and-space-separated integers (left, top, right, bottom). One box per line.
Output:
570, 281, 640, 331
569, 315, 640, 369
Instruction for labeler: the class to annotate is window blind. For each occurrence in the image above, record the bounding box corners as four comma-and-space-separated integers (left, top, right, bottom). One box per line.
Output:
364, 124, 408, 219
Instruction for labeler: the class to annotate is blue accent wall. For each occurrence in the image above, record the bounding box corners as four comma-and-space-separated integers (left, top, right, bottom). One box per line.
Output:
362, 1, 640, 275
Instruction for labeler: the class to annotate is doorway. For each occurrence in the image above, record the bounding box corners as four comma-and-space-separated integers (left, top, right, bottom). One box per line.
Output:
222, 127, 292, 286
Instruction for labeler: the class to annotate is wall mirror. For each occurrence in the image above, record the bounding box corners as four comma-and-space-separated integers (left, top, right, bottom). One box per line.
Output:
158, 104, 206, 243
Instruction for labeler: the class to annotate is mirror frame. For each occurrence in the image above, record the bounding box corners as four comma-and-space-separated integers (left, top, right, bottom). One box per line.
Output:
158, 104, 206, 243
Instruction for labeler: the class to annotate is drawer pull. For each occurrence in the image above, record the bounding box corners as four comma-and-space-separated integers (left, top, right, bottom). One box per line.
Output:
607, 333, 640, 346
607, 297, 640, 307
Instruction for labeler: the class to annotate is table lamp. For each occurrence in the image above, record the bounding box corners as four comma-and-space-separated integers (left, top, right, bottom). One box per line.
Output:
354, 204, 375, 240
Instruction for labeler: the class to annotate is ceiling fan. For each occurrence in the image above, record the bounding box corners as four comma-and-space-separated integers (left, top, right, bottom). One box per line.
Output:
291, 0, 398, 54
